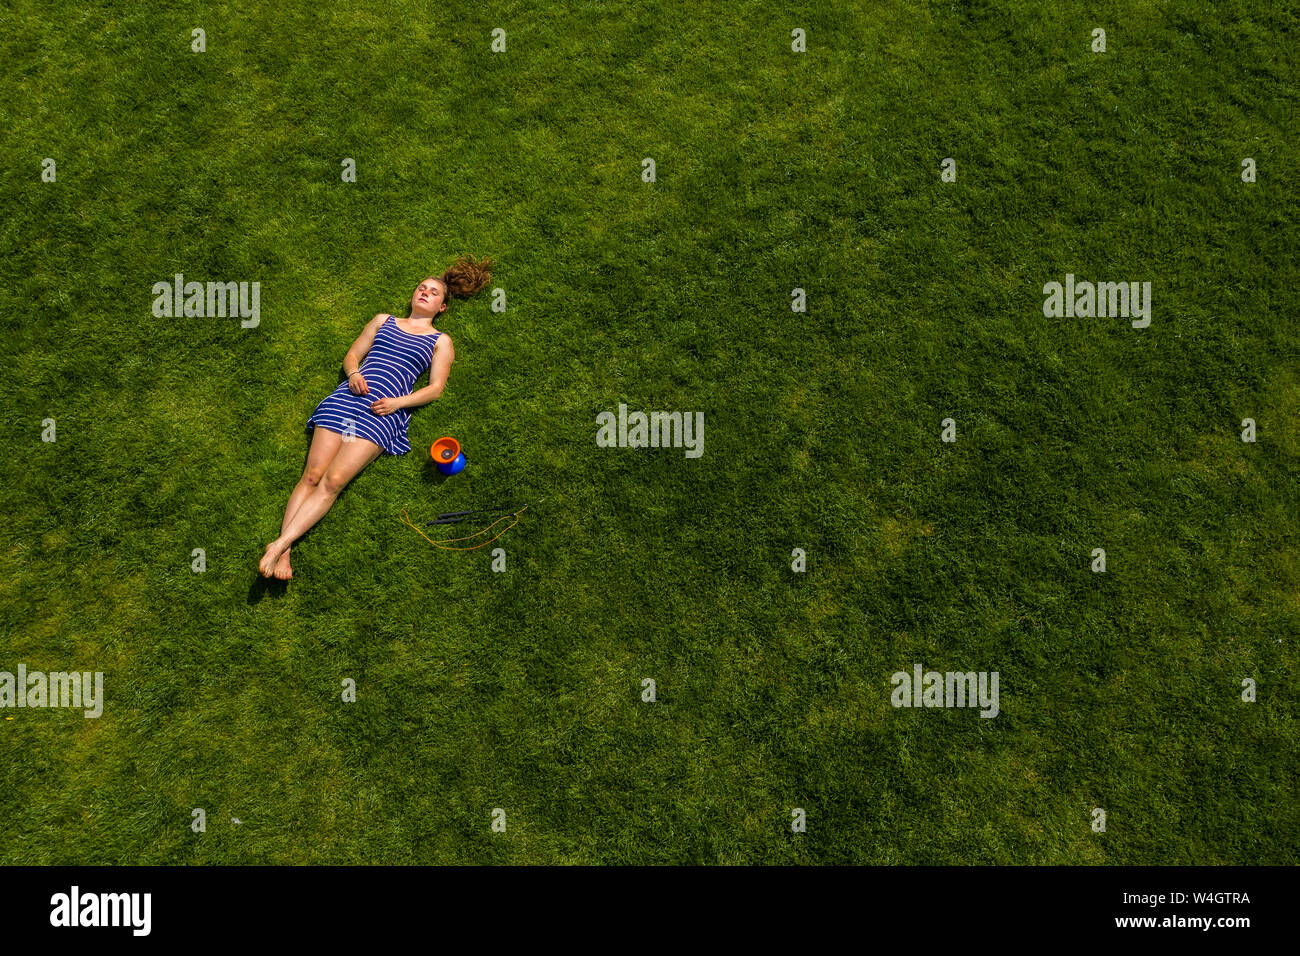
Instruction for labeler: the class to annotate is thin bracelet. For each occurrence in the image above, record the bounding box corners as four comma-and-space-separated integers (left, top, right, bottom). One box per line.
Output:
347, 369, 361, 377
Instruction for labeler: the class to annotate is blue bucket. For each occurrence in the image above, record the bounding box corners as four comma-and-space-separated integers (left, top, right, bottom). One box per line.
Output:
437, 451, 466, 476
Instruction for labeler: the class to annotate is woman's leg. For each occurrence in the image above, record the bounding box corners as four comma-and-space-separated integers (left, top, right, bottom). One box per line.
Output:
258, 436, 384, 577
271, 426, 344, 579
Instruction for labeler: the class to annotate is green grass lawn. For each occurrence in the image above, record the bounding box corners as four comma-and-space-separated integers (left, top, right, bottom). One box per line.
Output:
0, 0, 1296, 864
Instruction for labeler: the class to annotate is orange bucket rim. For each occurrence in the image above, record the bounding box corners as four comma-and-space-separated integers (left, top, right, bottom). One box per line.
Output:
431, 436, 460, 462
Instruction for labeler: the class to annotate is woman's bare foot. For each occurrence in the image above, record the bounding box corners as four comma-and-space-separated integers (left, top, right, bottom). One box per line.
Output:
258, 538, 289, 578
273, 547, 293, 580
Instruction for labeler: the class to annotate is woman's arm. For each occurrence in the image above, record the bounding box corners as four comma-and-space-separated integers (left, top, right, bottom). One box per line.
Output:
400, 334, 455, 409
344, 314, 389, 373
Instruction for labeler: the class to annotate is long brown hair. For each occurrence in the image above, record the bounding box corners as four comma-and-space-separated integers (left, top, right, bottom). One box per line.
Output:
433, 254, 493, 308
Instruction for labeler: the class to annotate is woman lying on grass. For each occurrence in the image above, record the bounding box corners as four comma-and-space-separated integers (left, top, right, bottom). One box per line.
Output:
258, 254, 493, 579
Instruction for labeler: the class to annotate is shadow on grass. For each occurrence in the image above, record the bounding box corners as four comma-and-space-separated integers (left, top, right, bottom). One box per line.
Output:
419, 463, 458, 488
247, 571, 288, 602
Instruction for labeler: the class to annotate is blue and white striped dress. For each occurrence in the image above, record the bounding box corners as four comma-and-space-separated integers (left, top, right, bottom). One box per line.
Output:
306, 315, 441, 455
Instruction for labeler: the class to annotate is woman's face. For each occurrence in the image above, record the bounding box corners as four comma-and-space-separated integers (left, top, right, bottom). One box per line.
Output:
412, 277, 447, 316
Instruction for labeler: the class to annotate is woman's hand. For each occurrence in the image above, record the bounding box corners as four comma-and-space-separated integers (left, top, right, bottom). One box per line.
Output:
348, 372, 369, 396
369, 395, 405, 415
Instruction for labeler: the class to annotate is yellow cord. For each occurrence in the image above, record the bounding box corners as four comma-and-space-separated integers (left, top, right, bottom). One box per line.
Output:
399, 505, 528, 551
